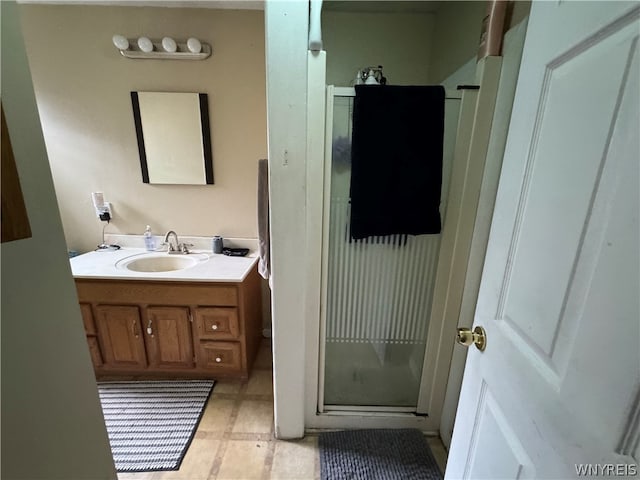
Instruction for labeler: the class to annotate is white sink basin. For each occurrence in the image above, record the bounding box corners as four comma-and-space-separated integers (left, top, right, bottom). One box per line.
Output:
116, 254, 206, 273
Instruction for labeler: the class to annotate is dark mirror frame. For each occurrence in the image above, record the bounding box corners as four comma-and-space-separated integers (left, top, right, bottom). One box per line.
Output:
130, 91, 214, 185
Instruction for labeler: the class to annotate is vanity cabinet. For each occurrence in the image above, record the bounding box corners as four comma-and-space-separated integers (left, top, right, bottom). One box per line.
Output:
76, 267, 262, 379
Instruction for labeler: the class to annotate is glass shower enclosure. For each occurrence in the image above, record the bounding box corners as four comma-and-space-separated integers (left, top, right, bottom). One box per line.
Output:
319, 87, 460, 411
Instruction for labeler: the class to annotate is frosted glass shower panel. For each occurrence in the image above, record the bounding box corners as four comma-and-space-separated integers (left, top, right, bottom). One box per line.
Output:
323, 96, 441, 408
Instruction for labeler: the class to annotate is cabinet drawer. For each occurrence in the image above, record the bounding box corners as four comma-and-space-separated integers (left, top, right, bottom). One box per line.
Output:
196, 307, 239, 340
198, 341, 242, 371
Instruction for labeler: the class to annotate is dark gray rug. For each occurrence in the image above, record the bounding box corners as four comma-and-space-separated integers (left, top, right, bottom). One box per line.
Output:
319, 428, 443, 480
97, 380, 214, 472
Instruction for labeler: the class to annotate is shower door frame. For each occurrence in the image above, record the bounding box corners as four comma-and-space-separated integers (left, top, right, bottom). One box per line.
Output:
315, 85, 466, 423
317, 86, 432, 415
310, 85, 436, 430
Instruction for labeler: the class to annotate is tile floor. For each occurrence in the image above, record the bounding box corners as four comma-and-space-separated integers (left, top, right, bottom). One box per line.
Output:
116, 339, 448, 480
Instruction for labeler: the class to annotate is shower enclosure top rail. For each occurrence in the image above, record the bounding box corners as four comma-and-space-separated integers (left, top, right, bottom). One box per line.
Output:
332, 86, 462, 100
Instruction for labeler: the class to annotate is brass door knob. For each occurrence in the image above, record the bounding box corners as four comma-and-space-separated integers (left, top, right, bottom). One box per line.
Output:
456, 326, 487, 352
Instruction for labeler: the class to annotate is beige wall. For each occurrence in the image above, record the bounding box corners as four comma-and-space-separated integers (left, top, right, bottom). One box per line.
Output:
428, 1, 486, 84
2, 2, 117, 477
429, 1, 532, 85
322, 11, 435, 86
20, 5, 267, 253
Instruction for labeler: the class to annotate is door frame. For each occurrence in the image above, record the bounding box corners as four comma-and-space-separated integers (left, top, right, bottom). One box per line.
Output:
439, 20, 529, 447
415, 56, 502, 418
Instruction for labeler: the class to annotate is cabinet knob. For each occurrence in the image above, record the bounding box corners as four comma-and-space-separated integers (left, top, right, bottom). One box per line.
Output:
212, 324, 218, 330
215, 356, 222, 363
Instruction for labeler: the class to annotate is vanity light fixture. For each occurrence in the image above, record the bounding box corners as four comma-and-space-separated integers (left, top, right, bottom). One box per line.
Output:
112, 34, 212, 60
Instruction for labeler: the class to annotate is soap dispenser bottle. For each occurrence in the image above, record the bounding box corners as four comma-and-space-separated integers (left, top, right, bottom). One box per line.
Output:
144, 225, 156, 251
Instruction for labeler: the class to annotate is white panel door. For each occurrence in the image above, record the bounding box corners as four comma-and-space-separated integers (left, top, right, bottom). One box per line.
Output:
447, 3, 640, 479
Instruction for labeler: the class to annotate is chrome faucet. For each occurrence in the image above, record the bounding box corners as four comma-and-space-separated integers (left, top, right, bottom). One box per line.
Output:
164, 230, 192, 254
164, 230, 179, 253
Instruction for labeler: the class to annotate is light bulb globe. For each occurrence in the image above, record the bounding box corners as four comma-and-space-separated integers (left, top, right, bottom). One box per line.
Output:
161, 37, 177, 53
137, 36, 153, 53
112, 34, 129, 50
186, 37, 202, 53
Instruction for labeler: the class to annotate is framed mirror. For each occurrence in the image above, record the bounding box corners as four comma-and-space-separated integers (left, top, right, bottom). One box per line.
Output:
131, 91, 214, 185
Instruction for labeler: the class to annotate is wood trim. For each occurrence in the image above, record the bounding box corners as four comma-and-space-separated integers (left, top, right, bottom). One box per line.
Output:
76, 280, 238, 306
87, 336, 103, 369
1, 104, 32, 243
95, 368, 247, 380
239, 267, 263, 373
80, 303, 97, 335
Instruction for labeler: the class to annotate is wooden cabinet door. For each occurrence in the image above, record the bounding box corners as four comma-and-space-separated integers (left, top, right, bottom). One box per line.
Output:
95, 305, 146, 369
145, 307, 194, 370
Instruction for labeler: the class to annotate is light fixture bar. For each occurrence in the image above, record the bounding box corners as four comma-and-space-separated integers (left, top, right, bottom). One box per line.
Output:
115, 40, 212, 60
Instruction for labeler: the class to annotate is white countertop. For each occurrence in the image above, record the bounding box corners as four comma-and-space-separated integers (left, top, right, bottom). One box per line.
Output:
70, 247, 259, 283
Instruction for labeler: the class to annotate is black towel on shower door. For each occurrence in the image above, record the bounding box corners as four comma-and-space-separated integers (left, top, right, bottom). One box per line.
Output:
349, 85, 444, 240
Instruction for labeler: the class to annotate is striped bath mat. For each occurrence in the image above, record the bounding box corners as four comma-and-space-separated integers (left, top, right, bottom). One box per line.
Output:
97, 380, 214, 472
